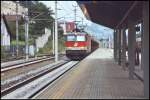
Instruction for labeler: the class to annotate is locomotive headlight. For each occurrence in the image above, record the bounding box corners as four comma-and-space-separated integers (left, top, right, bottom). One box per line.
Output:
80, 47, 84, 49
74, 42, 78, 47
80, 47, 87, 50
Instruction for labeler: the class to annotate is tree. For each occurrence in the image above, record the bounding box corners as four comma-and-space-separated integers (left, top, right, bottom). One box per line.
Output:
19, 1, 54, 37
29, 2, 54, 36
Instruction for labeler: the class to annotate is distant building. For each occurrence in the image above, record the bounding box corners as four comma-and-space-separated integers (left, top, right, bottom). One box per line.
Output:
1, 14, 24, 40
1, 1, 27, 16
1, 15, 11, 46
1, 1, 27, 46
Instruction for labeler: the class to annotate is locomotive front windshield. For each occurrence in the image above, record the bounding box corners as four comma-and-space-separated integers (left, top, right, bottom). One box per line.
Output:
76, 36, 85, 41
67, 35, 76, 41
66, 35, 86, 41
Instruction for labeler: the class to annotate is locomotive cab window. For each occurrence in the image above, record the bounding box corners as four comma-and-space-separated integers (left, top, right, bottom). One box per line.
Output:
76, 35, 86, 41
66, 35, 76, 41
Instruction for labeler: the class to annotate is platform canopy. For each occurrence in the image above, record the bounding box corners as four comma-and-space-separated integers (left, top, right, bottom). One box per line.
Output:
77, 1, 143, 29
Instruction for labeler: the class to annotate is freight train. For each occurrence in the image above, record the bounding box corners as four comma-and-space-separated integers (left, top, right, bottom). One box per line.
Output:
65, 32, 99, 60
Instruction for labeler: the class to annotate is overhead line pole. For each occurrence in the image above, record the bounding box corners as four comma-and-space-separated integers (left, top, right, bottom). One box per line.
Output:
53, 21, 55, 55
73, 4, 78, 31
55, 1, 58, 62
16, 1, 19, 57
25, 1, 29, 60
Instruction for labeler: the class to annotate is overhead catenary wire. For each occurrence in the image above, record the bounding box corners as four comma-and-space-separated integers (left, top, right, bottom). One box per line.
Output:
57, 2, 73, 20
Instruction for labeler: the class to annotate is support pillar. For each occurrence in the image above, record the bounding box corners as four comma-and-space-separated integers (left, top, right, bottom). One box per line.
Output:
116, 29, 119, 62
141, 21, 144, 70
142, 2, 149, 98
128, 21, 136, 79
121, 28, 127, 70
114, 29, 117, 61
118, 29, 121, 65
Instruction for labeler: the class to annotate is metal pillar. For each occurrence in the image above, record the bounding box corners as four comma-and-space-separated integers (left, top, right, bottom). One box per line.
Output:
81, 17, 83, 31
63, 18, 66, 34
55, 1, 58, 62
118, 29, 121, 65
128, 21, 136, 79
113, 30, 115, 60
142, 2, 149, 98
73, 5, 78, 30
16, 1, 19, 57
25, 9, 29, 60
114, 29, 117, 61
116, 29, 119, 62
52, 21, 55, 55
141, 21, 144, 70
121, 28, 127, 70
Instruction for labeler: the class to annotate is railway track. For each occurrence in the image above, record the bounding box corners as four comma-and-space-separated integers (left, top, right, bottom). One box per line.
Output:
1, 55, 67, 91
1, 54, 65, 72
1, 57, 54, 72
1, 55, 68, 87
1, 61, 79, 99
1, 56, 48, 68
1, 54, 65, 68
1, 54, 53, 63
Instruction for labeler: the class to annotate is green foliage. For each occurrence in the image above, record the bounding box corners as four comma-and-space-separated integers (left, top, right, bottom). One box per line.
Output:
4, 1, 65, 55
28, 1, 54, 37
1, 46, 5, 59
7, 21, 25, 41
37, 33, 65, 55
7, 1, 54, 45
11, 40, 25, 45
58, 36, 65, 53
38, 36, 52, 54
58, 26, 64, 38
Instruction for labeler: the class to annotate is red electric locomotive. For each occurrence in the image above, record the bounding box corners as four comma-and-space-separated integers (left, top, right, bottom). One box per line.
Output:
65, 32, 99, 60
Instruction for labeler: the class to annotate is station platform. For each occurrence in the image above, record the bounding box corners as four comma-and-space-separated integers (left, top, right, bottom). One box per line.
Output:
34, 48, 144, 99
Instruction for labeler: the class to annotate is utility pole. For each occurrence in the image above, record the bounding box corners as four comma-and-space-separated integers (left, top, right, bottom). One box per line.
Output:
53, 21, 55, 55
82, 17, 83, 27
55, 1, 58, 62
81, 17, 83, 31
73, 4, 78, 31
16, 1, 19, 57
63, 17, 66, 34
25, 1, 29, 60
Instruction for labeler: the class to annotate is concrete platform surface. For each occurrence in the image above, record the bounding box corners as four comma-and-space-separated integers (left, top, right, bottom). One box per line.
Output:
34, 48, 144, 99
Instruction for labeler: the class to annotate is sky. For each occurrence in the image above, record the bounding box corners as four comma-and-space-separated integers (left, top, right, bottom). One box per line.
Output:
39, 1, 113, 40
